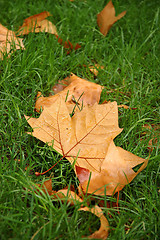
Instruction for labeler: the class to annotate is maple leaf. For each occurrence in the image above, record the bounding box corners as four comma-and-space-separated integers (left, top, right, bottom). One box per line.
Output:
34, 178, 109, 239
26, 94, 148, 196
35, 73, 103, 112
17, 11, 58, 36
0, 23, 24, 59
97, 1, 126, 36
25, 95, 122, 172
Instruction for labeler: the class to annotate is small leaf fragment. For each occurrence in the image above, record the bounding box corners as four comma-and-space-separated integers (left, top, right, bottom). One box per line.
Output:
36, 179, 53, 196
79, 205, 109, 239
53, 189, 83, 205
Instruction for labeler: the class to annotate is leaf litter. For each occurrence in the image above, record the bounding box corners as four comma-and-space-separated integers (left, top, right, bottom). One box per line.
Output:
1, 3, 150, 239
26, 74, 148, 239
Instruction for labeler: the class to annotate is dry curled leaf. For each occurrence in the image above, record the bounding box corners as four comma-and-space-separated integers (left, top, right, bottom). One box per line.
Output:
35, 73, 103, 112
0, 23, 24, 59
17, 11, 58, 35
33, 179, 109, 239
97, 1, 126, 36
79, 205, 109, 239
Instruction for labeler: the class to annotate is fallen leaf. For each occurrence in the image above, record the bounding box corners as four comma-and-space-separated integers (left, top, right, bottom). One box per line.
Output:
79, 205, 109, 239
84, 64, 104, 76
118, 104, 130, 109
97, 1, 126, 36
53, 189, 83, 205
35, 73, 103, 112
17, 12, 80, 54
0, 23, 24, 59
55, 34, 81, 54
36, 179, 53, 196
17, 11, 58, 36
26, 94, 147, 196
54, 188, 109, 239
77, 140, 148, 195
26, 95, 122, 173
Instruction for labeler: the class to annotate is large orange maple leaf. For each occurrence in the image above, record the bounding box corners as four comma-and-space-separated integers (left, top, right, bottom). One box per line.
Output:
25, 95, 148, 195
26, 95, 122, 172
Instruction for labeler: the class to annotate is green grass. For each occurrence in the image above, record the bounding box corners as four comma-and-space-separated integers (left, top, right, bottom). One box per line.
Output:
0, 0, 159, 239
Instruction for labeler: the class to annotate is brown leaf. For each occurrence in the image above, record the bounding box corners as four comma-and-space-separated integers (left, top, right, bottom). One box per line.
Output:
26, 95, 122, 172
97, 1, 126, 36
55, 35, 81, 54
35, 73, 103, 112
79, 205, 109, 239
0, 23, 24, 59
78, 140, 148, 195
17, 11, 58, 36
36, 179, 53, 196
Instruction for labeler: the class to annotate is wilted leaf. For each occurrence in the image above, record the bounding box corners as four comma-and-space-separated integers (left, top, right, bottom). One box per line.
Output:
17, 11, 58, 35
35, 73, 103, 112
79, 205, 109, 239
0, 23, 24, 59
97, 1, 126, 36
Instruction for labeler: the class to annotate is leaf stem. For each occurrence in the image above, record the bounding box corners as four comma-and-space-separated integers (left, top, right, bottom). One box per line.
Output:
35, 156, 64, 176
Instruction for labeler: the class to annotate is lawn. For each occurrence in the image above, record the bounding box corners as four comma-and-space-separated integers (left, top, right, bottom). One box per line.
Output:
0, 0, 159, 239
